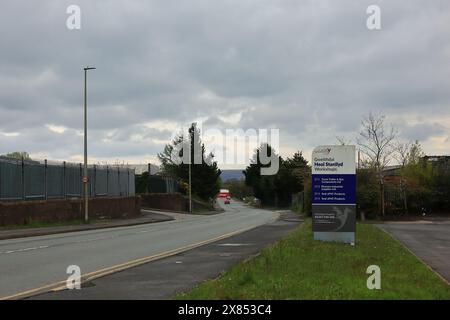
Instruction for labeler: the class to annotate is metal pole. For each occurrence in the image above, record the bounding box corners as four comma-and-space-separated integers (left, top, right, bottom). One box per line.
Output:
118, 166, 121, 196
21, 156, 25, 200
93, 164, 96, 198
84, 68, 88, 223
83, 66, 95, 223
44, 159, 48, 200
106, 165, 109, 196
189, 161, 192, 213
63, 161, 66, 199
0, 158, 2, 199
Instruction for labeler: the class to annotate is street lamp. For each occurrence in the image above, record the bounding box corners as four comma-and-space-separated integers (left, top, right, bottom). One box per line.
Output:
83, 66, 96, 223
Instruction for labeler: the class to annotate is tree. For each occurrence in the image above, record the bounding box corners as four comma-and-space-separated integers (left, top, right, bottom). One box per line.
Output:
336, 136, 352, 146
393, 140, 426, 213
400, 159, 434, 213
357, 112, 397, 171
393, 141, 412, 213
275, 151, 309, 208
3, 151, 31, 160
244, 146, 309, 208
281, 151, 309, 195
243, 144, 279, 206
394, 140, 424, 167
408, 140, 424, 165
356, 168, 380, 219
158, 123, 221, 201
158, 134, 184, 177
357, 112, 397, 216
394, 141, 411, 167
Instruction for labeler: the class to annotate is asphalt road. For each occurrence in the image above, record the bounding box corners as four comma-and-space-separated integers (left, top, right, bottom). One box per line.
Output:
377, 222, 450, 282
32, 211, 301, 299
0, 200, 277, 299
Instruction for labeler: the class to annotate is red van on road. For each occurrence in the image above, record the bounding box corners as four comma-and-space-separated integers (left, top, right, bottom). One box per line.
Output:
218, 189, 230, 198
218, 189, 231, 204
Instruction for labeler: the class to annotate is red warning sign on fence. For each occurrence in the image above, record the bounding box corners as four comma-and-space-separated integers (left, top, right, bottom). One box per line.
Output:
82, 176, 89, 183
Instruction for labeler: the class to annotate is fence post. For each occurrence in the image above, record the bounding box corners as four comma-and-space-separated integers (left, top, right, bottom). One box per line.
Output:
117, 166, 121, 196
63, 161, 66, 199
79, 163, 82, 198
21, 156, 25, 200
0, 159, 2, 199
148, 163, 151, 193
127, 169, 130, 196
106, 165, 109, 197
44, 159, 48, 200
93, 164, 96, 198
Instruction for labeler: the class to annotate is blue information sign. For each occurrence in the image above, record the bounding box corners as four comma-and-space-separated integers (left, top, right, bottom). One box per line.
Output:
312, 145, 356, 244
311, 174, 356, 204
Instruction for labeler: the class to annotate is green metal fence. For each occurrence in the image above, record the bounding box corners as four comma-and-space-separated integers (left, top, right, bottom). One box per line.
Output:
148, 175, 178, 193
0, 158, 135, 201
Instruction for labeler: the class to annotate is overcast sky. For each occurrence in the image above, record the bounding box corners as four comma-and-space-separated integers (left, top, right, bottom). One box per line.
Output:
0, 0, 449, 168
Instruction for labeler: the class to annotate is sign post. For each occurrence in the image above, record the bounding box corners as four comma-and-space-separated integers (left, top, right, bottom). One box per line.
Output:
312, 145, 356, 244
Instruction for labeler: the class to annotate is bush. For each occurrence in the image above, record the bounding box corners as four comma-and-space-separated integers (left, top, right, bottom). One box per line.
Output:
356, 169, 380, 218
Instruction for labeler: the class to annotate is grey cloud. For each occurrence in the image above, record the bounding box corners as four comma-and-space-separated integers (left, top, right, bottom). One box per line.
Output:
401, 123, 448, 142
1, 0, 450, 162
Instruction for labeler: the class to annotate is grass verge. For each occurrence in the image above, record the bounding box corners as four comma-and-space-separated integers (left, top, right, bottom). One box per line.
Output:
176, 219, 450, 299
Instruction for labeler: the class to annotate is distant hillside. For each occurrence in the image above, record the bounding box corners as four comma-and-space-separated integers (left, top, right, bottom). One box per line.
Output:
220, 169, 245, 182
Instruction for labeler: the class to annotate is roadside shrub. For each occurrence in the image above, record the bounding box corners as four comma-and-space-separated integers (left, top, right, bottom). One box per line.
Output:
356, 169, 380, 219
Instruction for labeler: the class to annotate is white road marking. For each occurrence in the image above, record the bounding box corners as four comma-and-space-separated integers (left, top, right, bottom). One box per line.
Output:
1, 245, 49, 255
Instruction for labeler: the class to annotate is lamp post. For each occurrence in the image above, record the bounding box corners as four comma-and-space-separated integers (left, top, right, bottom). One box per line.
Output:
83, 66, 95, 223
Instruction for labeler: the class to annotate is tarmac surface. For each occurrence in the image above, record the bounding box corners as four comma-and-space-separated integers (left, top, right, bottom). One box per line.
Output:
377, 222, 450, 283
31, 211, 302, 299
0, 200, 279, 299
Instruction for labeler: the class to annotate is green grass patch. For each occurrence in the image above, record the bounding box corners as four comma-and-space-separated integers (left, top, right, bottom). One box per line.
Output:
176, 220, 450, 300
193, 207, 212, 214
0, 218, 112, 231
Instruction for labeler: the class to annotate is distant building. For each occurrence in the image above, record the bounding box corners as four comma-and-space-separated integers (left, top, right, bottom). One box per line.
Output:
127, 164, 160, 175
381, 165, 402, 178
423, 155, 450, 170
380, 155, 450, 180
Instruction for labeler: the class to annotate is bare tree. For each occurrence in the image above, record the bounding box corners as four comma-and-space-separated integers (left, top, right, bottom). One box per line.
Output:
336, 136, 352, 146
357, 112, 397, 216
393, 140, 424, 166
357, 113, 397, 171
394, 141, 411, 167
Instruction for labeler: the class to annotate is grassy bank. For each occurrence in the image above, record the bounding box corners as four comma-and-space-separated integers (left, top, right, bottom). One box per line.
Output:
176, 220, 450, 299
